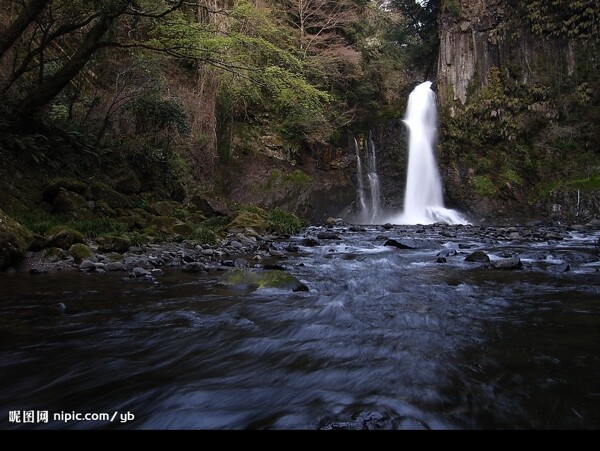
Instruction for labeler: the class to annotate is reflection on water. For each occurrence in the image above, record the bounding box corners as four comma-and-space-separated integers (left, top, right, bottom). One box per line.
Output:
1, 226, 599, 429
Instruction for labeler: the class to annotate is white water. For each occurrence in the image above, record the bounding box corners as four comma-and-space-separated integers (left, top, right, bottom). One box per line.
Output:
354, 132, 383, 223
391, 82, 468, 225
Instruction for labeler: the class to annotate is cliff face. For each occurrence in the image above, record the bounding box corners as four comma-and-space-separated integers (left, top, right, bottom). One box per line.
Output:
436, 0, 600, 222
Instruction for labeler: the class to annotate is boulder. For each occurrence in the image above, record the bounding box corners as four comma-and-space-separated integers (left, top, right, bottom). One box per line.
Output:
69, 243, 92, 263
218, 269, 305, 292
115, 173, 141, 194
384, 239, 414, 250
189, 193, 231, 217
46, 227, 84, 250
86, 182, 131, 210
465, 251, 491, 263
42, 178, 87, 203
492, 257, 523, 270
97, 235, 130, 253
79, 260, 97, 272
301, 238, 320, 247
52, 190, 88, 215
182, 262, 207, 273
0, 209, 33, 270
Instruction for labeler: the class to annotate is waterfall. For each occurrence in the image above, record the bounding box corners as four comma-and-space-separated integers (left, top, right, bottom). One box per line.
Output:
354, 133, 383, 224
354, 138, 368, 217
392, 81, 468, 225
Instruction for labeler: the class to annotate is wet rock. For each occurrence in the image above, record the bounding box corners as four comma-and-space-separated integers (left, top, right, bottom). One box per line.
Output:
230, 240, 243, 250
317, 231, 342, 240
293, 284, 310, 292
382, 223, 394, 230
286, 244, 300, 253
349, 225, 366, 232
563, 264, 571, 272
545, 231, 564, 241
218, 269, 305, 292
384, 239, 414, 250
465, 251, 491, 263
438, 249, 457, 258
264, 263, 285, 271
132, 267, 151, 278
586, 219, 600, 230
301, 238, 320, 247
183, 262, 206, 273
234, 258, 249, 268
458, 243, 474, 249
202, 249, 214, 256
105, 262, 124, 272
508, 232, 521, 240
436, 257, 447, 263
221, 260, 235, 267
123, 257, 152, 271
79, 260, 97, 272
30, 268, 48, 275
492, 257, 523, 270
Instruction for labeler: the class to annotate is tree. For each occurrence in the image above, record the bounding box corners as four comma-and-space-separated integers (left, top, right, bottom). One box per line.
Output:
0, 0, 187, 117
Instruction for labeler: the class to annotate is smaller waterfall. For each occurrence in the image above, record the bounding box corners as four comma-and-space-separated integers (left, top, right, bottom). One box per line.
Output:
354, 133, 383, 224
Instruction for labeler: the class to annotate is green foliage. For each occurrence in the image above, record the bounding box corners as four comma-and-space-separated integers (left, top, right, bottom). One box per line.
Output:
263, 169, 312, 191
16, 212, 127, 238
565, 175, 600, 191
266, 208, 304, 235
527, 0, 600, 41
125, 231, 149, 247
472, 176, 498, 197
190, 227, 218, 245
200, 216, 230, 232
130, 97, 189, 135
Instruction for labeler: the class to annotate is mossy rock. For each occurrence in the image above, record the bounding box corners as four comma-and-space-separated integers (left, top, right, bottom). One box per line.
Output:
189, 212, 208, 225
0, 209, 34, 270
172, 222, 194, 237
44, 247, 68, 263
150, 216, 179, 234
46, 226, 85, 250
87, 182, 131, 210
147, 200, 180, 217
94, 200, 117, 217
43, 178, 87, 202
227, 212, 270, 234
188, 193, 231, 217
97, 235, 130, 253
218, 269, 306, 292
68, 243, 92, 263
52, 190, 88, 215
115, 173, 142, 194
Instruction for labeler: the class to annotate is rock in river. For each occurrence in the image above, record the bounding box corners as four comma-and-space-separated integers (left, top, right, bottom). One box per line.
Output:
492, 257, 523, 270
465, 251, 491, 263
218, 269, 305, 292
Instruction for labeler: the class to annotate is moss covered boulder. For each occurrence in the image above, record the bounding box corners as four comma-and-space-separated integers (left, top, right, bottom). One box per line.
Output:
69, 243, 92, 263
97, 235, 130, 253
52, 190, 88, 215
218, 269, 307, 292
43, 178, 87, 202
115, 173, 142, 194
46, 227, 85, 250
227, 212, 270, 234
0, 209, 33, 270
87, 182, 131, 210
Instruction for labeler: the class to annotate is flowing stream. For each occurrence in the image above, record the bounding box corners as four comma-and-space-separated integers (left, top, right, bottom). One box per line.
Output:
1, 225, 599, 429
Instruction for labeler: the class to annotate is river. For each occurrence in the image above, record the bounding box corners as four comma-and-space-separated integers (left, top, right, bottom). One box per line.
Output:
1, 224, 599, 429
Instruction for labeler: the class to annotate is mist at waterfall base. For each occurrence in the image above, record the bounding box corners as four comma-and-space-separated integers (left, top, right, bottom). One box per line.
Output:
353, 82, 468, 225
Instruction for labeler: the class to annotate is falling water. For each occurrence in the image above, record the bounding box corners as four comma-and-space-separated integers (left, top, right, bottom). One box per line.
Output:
354, 133, 383, 223
392, 82, 468, 225
354, 138, 368, 216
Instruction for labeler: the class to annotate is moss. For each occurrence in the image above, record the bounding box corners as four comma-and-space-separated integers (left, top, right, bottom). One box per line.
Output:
46, 226, 84, 250
227, 211, 270, 234
97, 235, 130, 253
189, 227, 218, 245
172, 222, 194, 237
219, 269, 304, 291
52, 190, 88, 215
44, 247, 67, 262
0, 209, 34, 270
87, 182, 131, 209
43, 178, 87, 202
565, 176, 600, 191
266, 208, 304, 235
472, 175, 499, 197
69, 243, 92, 262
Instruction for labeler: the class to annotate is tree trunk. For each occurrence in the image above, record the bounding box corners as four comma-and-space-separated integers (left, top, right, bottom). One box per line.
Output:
0, 0, 51, 60
18, 15, 114, 117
